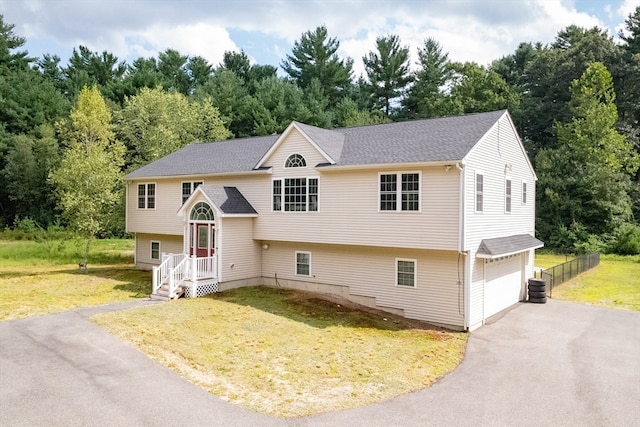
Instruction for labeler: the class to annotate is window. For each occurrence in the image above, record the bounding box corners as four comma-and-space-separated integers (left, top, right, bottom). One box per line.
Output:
285, 153, 306, 168
396, 259, 416, 287
138, 183, 156, 209
296, 251, 311, 276
522, 181, 527, 205
190, 202, 214, 221
151, 241, 160, 260
380, 174, 397, 211
505, 178, 512, 213
182, 181, 203, 204
273, 178, 318, 212
380, 173, 420, 211
273, 180, 282, 211
475, 173, 484, 213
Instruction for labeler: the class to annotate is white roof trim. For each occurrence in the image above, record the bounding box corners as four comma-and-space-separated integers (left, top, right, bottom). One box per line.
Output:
176, 186, 222, 218
254, 122, 335, 169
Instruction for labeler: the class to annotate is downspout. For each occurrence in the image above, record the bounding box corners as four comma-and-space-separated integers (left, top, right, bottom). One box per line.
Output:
456, 162, 471, 330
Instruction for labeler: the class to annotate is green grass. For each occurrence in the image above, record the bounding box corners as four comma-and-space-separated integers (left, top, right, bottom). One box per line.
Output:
550, 255, 640, 311
535, 252, 574, 269
0, 238, 134, 266
0, 239, 149, 320
93, 286, 468, 417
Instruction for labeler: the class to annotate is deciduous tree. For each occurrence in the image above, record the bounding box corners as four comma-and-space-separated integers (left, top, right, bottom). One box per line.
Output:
50, 86, 124, 269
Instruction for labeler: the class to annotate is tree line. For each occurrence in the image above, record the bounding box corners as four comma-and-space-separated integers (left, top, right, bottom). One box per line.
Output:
1, 9, 639, 254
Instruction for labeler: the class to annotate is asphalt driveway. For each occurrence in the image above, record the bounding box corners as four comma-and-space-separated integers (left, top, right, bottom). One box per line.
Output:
0, 299, 638, 426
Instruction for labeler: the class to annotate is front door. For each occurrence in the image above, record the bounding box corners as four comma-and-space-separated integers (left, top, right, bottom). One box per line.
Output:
190, 223, 215, 257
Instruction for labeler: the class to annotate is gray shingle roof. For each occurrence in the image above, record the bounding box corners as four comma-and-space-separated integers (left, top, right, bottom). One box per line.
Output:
125, 110, 507, 179
294, 121, 344, 162
199, 185, 257, 215
477, 234, 544, 258
125, 135, 277, 179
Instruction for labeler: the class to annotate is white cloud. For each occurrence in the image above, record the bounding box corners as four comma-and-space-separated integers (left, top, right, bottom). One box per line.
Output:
2, 0, 636, 73
134, 23, 238, 66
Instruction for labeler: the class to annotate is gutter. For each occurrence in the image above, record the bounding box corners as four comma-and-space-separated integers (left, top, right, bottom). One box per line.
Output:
456, 161, 471, 330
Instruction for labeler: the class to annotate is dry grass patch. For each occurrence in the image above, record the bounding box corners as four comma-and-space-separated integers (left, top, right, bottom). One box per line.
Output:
0, 265, 150, 320
0, 237, 148, 320
93, 286, 467, 417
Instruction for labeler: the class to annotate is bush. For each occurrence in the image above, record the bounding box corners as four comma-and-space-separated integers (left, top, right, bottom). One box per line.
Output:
609, 224, 640, 255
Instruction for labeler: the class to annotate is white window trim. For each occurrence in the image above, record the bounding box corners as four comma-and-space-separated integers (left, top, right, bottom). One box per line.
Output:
272, 178, 283, 212
295, 251, 312, 276
522, 180, 528, 205
150, 241, 160, 260
505, 177, 512, 213
181, 181, 203, 205
284, 153, 307, 168
378, 171, 422, 212
474, 171, 484, 213
137, 182, 157, 210
395, 258, 417, 288
272, 177, 319, 213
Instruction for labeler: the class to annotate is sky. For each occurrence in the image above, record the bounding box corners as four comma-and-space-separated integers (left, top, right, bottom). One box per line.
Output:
1, 0, 639, 78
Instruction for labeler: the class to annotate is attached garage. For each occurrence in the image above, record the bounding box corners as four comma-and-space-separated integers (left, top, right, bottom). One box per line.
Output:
483, 254, 524, 318
477, 234, 544, 319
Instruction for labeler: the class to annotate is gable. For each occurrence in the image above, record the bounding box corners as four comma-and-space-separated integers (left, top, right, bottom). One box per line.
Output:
463, 112, 536, 180
177, 185, 257, 218
255, 122, 341, 169
257, 126, 333, 173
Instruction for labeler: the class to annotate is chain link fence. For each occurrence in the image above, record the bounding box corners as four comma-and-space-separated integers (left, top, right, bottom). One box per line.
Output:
536, 252, 600, 297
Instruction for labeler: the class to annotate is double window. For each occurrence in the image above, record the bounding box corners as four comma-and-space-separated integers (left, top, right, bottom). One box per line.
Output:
138, 183, 156, 209
379, 172, 420, 211
273, 178, 319, 212
182, 181, 203, 204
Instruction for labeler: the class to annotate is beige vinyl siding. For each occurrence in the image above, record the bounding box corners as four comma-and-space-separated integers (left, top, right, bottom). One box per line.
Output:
463, 115, 537, 328
255, 167, 459, 251
135, 233, 183, 270
217, 217, 262, 283
265, 129, 329, 177
261, 241, 464, 328
127, 179, 186, 235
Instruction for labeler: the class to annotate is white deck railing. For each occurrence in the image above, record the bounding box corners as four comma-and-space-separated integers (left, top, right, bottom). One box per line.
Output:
153, 253, 216, 298
187, 255, 217, 281
152, 253, 186, 294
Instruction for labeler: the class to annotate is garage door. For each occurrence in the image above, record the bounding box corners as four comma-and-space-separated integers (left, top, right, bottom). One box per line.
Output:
484, 254, 523, 319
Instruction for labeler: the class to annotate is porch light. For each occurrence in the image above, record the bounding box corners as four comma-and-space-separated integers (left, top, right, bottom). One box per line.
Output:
262, 243, 269, 250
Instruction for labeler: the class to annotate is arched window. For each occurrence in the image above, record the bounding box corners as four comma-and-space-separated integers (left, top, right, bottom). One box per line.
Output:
285, 153, 306, 168
190, 202, 214, 221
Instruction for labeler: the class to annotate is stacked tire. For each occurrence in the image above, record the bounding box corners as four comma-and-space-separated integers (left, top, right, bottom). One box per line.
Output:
528, 278, 547, 303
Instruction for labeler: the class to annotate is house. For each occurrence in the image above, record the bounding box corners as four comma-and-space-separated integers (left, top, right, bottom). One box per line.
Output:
124, 110, 543, 330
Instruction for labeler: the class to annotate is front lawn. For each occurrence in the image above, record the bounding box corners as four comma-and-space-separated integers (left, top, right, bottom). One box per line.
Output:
93, 286, 468, 417
0, 239, 149, 320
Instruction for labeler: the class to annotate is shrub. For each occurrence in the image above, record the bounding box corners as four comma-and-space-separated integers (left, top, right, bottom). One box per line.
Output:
609, 224, 640, 255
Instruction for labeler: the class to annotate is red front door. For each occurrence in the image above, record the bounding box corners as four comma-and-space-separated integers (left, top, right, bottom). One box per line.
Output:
190, 223, 215, 257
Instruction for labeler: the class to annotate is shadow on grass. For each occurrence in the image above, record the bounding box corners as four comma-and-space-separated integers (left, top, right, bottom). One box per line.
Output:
206, 285, 448, 334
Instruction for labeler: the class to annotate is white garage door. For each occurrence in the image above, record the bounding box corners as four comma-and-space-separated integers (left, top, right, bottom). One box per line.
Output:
484, 254, 523, 319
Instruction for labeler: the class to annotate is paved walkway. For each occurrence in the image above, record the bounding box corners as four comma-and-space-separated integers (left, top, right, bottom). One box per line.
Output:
0, 299, 638, 426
